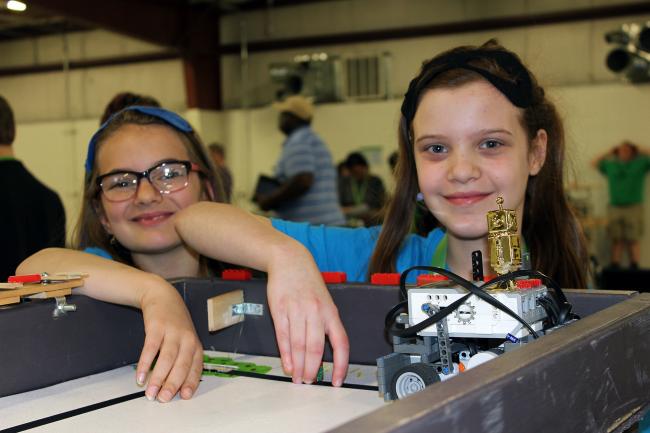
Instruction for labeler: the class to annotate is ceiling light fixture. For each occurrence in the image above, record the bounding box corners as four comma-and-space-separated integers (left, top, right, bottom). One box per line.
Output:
605, 22, 650, 83
6, 1, 27, 12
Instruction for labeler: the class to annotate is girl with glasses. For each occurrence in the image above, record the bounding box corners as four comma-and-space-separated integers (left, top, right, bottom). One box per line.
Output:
18, 106, 349, 403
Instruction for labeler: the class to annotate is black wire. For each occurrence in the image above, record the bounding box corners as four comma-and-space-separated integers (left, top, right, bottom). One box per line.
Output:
536, 296, 559, 327
481, 270, 564, 302
537, 297, 557, 325
384, 300, 408, 329
398, 265, 478, 299
393, 266, 540, 339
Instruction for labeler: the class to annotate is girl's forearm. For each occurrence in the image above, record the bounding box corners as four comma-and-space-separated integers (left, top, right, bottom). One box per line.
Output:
17, 248, 168, 309
175, 202, 309, 272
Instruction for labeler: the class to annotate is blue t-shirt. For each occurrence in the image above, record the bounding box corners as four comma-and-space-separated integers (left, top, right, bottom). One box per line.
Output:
272, 219, 445, 282
274, 126, 345, 225
84, 246, 112, 260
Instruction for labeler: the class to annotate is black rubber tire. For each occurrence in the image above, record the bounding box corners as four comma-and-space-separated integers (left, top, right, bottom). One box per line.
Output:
390, 363, 440, 400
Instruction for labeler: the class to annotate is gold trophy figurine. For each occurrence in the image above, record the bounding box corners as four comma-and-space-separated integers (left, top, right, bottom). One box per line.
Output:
486, 197, 521, 290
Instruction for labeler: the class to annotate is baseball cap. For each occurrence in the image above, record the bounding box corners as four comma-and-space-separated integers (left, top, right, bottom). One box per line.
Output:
272, 95, 314, 121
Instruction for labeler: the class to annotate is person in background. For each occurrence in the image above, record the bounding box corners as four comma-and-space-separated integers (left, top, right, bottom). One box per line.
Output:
337, 160, 351, 181
0, 95, 66, 282
592, 140, 650, 269
208, 143, 233, 202
100, 91, 161, 124
255, 95, 345, 225
338, 152, 386, 226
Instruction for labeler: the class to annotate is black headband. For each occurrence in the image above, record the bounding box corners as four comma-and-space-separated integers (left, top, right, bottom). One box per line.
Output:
401, 49, 534, 128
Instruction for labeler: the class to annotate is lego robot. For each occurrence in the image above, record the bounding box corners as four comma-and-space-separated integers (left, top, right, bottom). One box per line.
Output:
377, 198, 576, 401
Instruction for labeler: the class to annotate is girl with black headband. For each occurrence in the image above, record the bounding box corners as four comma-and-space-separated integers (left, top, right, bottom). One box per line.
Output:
18, 106, 349, 403
184, 40, 589, 290
368, 39, 589, 289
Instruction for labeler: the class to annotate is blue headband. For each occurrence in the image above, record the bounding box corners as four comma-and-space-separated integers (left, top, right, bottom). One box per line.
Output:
84, 106, 194, 172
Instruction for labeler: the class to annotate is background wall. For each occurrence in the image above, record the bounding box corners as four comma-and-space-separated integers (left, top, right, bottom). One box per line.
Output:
2, 0, 649, 268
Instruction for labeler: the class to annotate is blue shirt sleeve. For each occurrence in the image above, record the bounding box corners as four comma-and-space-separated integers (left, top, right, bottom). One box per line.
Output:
272, 219, 380, 281
271, 219, 445, 282
83, 246, 113, 260
395, 229, 445, 276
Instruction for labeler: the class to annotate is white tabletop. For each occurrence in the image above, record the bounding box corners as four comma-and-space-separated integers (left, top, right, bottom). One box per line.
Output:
0, 352, 385, 433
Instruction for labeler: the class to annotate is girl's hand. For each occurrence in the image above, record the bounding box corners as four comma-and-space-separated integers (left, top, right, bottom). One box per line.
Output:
135, 279, 204, 402
173, 203, 350, 385
17, 249, 204, 402
266, 243, 349, 386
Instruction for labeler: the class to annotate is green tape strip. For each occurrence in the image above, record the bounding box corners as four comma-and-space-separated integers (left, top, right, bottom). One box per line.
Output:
202, 355, 273, 378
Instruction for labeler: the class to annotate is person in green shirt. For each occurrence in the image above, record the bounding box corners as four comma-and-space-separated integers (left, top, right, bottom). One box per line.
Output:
592, 141, 650, 269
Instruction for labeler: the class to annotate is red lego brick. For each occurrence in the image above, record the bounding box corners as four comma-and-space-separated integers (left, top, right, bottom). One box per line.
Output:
515, 278, 542, 289
321, 272, 347, 284
416, 274, 449, 286
8, 274, 41, 283
483, 275, 497, 283
370, 273, 401, 286
222, 269, 252, 281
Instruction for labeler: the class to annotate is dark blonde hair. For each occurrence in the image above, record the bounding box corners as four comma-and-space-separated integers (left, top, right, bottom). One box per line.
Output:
74, 108, 226, 275
100, 92, 161, 124
370, 41, 589, 289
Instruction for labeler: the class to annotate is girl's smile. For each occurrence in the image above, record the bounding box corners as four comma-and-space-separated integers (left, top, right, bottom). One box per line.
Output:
131, 211, 175, 226
443, 191, 491, 206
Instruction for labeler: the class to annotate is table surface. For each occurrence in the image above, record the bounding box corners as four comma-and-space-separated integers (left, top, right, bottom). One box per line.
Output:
0, 352, 384, 433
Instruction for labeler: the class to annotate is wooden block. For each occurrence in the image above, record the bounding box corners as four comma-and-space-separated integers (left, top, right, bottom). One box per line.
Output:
207, 290, 245, 332
28, 288, 72, 299
0, 283, 22, 290
0, 297, 21, 306
0, 279, 83, 300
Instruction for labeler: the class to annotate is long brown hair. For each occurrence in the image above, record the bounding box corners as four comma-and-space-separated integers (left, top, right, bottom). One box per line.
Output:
370, 41, 589, 288
73, 108, 226, 276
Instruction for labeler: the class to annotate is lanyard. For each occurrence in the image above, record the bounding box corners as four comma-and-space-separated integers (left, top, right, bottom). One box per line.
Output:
350, 179, 368, 205
431, 232, 448, 269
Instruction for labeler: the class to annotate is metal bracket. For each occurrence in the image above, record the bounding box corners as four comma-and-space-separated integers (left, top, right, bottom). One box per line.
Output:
52, 296, 77, 318
232, 302, 264, 316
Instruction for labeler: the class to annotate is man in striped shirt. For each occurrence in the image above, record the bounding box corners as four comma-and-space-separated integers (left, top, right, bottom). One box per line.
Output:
255, 96, 345, 226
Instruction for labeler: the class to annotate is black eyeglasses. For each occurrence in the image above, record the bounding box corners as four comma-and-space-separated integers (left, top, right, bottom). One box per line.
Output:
96, 160, 201, 202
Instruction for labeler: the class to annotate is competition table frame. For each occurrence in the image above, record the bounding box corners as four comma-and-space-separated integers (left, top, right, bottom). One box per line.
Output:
1, 278, 648, 433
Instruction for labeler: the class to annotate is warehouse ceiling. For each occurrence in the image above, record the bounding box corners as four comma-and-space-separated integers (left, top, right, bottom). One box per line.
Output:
3, 0, 649, 109
0, 0, 332, 42
0, 6, 87, 41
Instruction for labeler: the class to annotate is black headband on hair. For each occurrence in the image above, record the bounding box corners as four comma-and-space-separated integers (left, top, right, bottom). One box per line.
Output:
401, 49, 533, 128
